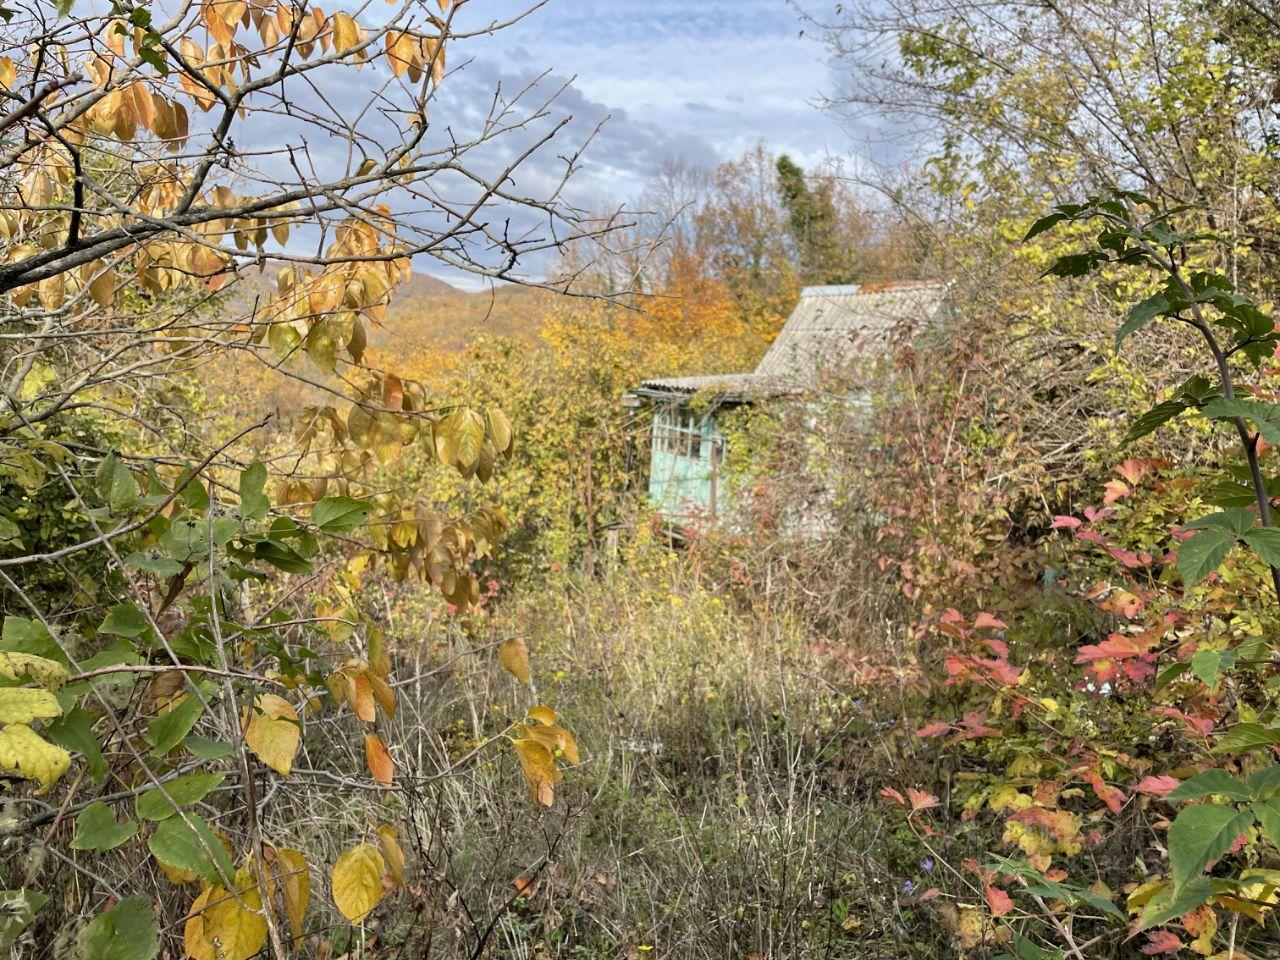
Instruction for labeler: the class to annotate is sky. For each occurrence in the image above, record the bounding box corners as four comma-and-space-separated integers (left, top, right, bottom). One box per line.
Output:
424, 0, 855, 287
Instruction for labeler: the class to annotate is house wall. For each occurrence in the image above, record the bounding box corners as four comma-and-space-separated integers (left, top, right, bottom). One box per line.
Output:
648, 405, 726, 522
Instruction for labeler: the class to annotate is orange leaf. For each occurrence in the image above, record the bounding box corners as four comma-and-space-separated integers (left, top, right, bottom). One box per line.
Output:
364, 733, 393, 786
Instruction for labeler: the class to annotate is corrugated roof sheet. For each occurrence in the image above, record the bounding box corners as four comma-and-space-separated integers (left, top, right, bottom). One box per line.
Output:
634, 373, 795, 401
753, 280, 950, 380
632, 279, 950, 401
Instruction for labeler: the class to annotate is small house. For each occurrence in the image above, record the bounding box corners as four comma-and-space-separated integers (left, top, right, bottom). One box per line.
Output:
628, 281, 951, 525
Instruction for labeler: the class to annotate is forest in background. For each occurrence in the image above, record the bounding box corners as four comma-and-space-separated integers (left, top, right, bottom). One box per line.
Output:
5, 0, 1280, 958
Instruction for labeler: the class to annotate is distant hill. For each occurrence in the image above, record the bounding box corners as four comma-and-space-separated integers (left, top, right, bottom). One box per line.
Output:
227, 262, 552, 356
375, 273, 553, 356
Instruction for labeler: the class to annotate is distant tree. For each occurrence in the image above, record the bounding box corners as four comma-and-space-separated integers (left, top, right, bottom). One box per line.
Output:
775, 154, 857, 285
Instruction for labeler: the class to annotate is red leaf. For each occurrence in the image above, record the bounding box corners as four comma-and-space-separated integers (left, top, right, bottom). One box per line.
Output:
985, 885, 1014, 917
1140, 930, 1183, 955
974, 611, 1008, 630
1135, 775, 1180, 798
915, 722, 952, 738
878, 786, 906, 806
907, 788, 939, 811
1051, 515, 1082, 529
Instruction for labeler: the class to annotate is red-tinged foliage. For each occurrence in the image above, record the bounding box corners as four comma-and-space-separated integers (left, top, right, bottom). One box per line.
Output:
985, 886, 1014, 917
1140, 930, 1184, 955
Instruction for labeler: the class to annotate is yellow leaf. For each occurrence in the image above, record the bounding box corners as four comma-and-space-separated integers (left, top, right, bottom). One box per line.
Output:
512, 738, 560, 807
0, 723, 71, 791
363, 732, 393, 786
184, 869, 268, 960
376, 824, 404, 886
267, 846, 310, 942
497, 638, 530, 684
346, 670, 375, 722
331, 12, 359, 52
243, 693, 300, 776
0, 651, 67, 690
331, 843, 385, 923
527, 705, 556, 726
0, 57, 14, 90
0, 687, 61, 725
368, 672, 395, 718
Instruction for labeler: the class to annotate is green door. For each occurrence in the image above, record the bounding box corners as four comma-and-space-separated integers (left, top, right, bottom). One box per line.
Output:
648, 405, 725, 521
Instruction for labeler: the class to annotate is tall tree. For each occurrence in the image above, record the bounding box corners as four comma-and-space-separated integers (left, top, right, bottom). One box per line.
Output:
775, 154, 856, 285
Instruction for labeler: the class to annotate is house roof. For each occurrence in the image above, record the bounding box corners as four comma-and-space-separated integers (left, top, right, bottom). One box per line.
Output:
754, 280, 950, 380
635, 279, 950, 403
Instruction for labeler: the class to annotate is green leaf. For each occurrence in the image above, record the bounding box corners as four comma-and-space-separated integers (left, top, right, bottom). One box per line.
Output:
1154, 661, 1190, 692
1201, 397, 1280, 445
146, 683, 212, 757
1214, 723, 1280, 754
1254, 798, 1280, 848
136, 772, 225, 820
55, 0, 73, 15
70, 802, 139, 851
96, 453, 139, 512
311, 497, 372, 534
1166, 769, 1250, 802
45, 707, 107, 781
183, 736, 234, 760
1190, 648, 1238, 691
98, 603, 150, 639
0, 889, 48, 947
1167, 803, 1254, 890
1116, 292, 1168, 345
1136, 876, 1213, 930
123, 552, 185, 578
1186, 509, 1256, 536
147, 813, 232, 886
1044, 251, 1107, 277
1244, 527, 1280, 569
1247, 766, 1280, 801
1177, 527, 1236, 584
1126, 399, 1188, 442
238, 462, 269, 521
76, 895, 159, 960
1022, 212, 1068, 242
0, 617, 66, 665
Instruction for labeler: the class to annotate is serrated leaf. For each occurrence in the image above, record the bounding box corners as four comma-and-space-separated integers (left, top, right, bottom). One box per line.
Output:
1244, 527, 1280, 569
1116, 292, 1168, 345
1166, 770, 1250, 802
71, 801, 139, 851
1190, 648, 1237, 691
1254, 798, 1280, 849
136, 772, 225, 820
77, 896, 158, 960
1176, 527, 1235, 584
1126, 399, 1188, 442
243, 693, 299, 776
1022, 211, 1068, 242
331, 843, 386, 922
1214, 722, 1280, 754
1168, 803, 1254, 889
148, 813, 233, 886
1248, 766, 1280, 801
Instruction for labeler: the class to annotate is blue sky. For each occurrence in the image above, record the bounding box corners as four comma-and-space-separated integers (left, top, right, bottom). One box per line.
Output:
426, 0, 853, 284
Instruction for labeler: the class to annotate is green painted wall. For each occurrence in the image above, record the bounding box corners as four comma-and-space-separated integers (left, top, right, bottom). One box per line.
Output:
648, 405, 727, 521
